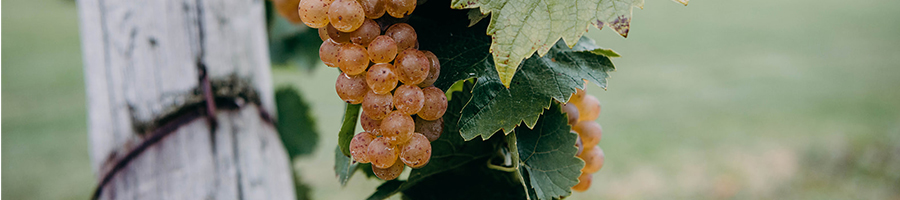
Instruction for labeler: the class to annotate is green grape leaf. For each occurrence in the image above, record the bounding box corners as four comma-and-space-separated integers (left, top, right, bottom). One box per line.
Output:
334, 145, 359, 186
515, 103, 584, 200
448, 0, 687, 86
367, 81, 503, 200
275, 86, 319, 158
413, 1, 616, 141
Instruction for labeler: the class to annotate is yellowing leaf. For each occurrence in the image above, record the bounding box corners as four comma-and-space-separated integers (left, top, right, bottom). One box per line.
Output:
450, 0, 685, 87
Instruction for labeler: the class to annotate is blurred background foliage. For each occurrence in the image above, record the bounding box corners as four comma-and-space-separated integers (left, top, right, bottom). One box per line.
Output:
2, 0, 899, 199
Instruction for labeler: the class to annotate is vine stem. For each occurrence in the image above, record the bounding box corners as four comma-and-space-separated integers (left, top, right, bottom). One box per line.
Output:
338, 103, 361, 157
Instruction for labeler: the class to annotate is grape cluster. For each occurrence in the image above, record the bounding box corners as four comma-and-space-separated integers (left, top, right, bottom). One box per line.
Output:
564, 87, 606, 192
297, 0, 446, 181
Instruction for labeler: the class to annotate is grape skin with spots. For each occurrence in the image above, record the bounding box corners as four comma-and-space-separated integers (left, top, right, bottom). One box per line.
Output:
385, 23, 418, 52
384, 0, 416, 18
359, 111, 382, 133
319, 39, 342, 67
297, 0, 332, 28
395, 49, 430, 85
362, 90, 392, 120
392, 85, 424, 115
358, 0, 386, 19
414, 116, 442, 142
380, 111, 414, 144
334, 73, 368, 104
337, 43, 370, 75
417, 86, 447, 120
367, 36, 398, 63
349, 131, 376, 163
365, 63, 398, 94
417, 50, 441, 87
349, 19, 381, 47
327, 0, 365, 32
372, 158, 404, 180
367, 137, 399, 168
325, 24, 352, 43
400, 133, 431, 168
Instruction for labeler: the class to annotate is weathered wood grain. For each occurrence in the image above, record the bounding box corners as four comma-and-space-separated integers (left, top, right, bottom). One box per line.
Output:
78, 0, 294, 199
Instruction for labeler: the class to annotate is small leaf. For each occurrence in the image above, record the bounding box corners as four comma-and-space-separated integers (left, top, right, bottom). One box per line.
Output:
466, 9, 488, 27
516, 102, 584, 200
334, 146, 359, 186
275, 86, 319, 158
338, 103, 361, 156
585, 48, 621, 58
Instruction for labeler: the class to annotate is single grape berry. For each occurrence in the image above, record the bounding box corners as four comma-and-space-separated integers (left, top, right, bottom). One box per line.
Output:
367, 137, 399, 168
580, 147, 604, 173
319, 39, 342, 67
349, 131, 376, 163
359, 111, 382, 133
385, 23, 418, 52
318, 27, 330, 41
349, 19, 380, 47
372, 158, 404, 180
297, 0, 331, 28
326, 24, 352, 43
572, 121, 602, 148
395, 49, 430, 85
400, 133, 431, 168
367, 35, 398, 63
384, 0, 416, 18
362, 90, 392, 120
414, 116, 442, 142
562, 103, 580, 125
393, 85, 425, 115
274, 0, 303, 24
337, 43, 369, 75
577, 94, 601, 122
417, 86, 448, 120
574, 133, 584, 157
365, 63, 398, 94
358, 0, 386, 19
380, 111, 414, 144
571, 172, 592, 192
327, 0, 365, 32
417, 51, 441, 87
335, 73, 368, 104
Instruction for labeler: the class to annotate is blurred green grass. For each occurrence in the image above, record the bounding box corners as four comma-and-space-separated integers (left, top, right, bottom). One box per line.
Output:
3, 0, 900, 199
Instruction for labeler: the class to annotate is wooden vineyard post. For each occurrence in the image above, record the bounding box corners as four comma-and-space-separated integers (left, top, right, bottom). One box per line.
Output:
77, 0, 296, 199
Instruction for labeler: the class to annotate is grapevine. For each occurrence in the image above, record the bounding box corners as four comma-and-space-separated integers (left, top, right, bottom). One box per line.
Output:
268, 0, 690, 198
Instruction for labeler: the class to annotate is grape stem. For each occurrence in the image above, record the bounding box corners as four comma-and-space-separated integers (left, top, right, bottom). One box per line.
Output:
338, 103, 362, 156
